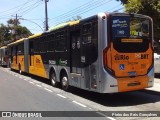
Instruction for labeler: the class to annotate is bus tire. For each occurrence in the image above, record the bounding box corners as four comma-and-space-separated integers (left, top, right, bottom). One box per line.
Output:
19, 64, 22, 74
61, 73, 69, 91
50, 71, 59, 87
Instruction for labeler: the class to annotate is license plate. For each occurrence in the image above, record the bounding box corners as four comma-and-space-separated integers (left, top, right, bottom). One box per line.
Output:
128, 71, 136, 76
128, 82, 141, 86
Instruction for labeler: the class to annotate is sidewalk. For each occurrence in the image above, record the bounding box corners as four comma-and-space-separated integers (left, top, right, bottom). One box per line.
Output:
145, 78, 160, 92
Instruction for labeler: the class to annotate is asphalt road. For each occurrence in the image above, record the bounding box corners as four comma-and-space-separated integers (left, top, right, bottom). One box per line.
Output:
0, 67, 109, 120
0, 67, 160, 120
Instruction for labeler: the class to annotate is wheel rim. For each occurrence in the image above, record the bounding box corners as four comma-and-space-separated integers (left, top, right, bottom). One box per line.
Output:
19, 66, 21, 74
51, 73, 56, 85
62, 77, 68, 87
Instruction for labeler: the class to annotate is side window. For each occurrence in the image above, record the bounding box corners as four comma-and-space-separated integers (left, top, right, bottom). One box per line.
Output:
12, 46, 16, 56
29, 41, 34, 55
82, 21, 98, 45
34, 38, 40, 54
81, 20, 98, 65
39, 36, 48, 53
5, 49, 8, 55
55, 30, 66, 51
91, 21, 98, 45
8, 47, 11, 56
17, 43, 24, 55
82, 23, 92, 44
48, 33, 55, 52
10, 47, 13, 62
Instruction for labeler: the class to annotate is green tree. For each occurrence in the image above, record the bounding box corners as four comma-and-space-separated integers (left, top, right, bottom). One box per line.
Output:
7, 18, 32, 39
0, 19, 32, 46
116, 0, 160, 42
0, 24, 11, 46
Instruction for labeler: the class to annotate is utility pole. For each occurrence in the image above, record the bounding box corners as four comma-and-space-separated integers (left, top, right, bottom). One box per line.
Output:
11, 14, 22, 40
42, 0, 49, 31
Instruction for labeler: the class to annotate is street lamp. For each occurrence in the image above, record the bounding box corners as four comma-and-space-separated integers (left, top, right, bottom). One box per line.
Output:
19, 18, 44, 32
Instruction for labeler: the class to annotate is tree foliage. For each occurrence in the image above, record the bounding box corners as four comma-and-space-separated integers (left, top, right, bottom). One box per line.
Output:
117, 0, 160, 41
0, 19, 32, 46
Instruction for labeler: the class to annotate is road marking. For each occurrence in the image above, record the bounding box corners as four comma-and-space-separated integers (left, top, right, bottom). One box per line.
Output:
36, 84, 42, 88
57, 94, 66, 98
29, 82, 34, 84
44, 88, 53, 93
24, 79, 27, 81
72, 101, 87, 108
107, 117, 116, 120
96, 112, 116, 120
96, 112, 106, 117
19, 77, 22, 79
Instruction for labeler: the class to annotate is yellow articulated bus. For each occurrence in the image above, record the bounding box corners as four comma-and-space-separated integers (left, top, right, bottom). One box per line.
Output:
8, 12, 154, 93
7, 38, 25, 73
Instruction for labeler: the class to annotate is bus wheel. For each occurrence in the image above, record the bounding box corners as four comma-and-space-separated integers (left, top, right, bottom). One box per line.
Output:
50, 71, 59, 87
61, 74, 69, 91
19, 64, 22, 74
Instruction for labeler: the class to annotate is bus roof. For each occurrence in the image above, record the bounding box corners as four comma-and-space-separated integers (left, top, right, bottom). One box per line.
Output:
0, 46, 7, 49
7, 38, 24, 46
108, 12, 152, 20
49, 20, 79, 31
28, 33, 42, 39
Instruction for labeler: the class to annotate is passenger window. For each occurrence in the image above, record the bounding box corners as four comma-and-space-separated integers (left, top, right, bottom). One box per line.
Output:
55, 31, 66, 51
82, 23, 92, 44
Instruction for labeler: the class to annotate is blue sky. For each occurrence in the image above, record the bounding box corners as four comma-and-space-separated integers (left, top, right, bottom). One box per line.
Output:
0, 0, 124, 34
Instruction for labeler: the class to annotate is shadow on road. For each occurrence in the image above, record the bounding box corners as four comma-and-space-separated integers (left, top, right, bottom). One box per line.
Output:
154, 73, 160, 78
10, 68, 160, 107
69, 88, 160, 107
29, 73, 160, 107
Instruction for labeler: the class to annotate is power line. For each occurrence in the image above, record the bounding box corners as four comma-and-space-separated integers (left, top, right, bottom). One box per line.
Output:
112, 7, 124, 12
58, 0, 108, 20
52, 5, 124, 27
77, 0, 113, 16
19, 18, 43, 31
50, 0, 108, 22
50, 0, 112, 25
50, 0, 97, 20
15, 0, 34, 13
107, 4, 122, 12
49, 0, 111, 25
0, 0, 33, 14
18, 2, 42, 16
0, 0, 40, 18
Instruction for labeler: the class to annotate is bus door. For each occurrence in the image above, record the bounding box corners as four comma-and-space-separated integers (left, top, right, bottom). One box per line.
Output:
80, 22, 98, 90
15, 45, 18, 64
24, 39, 29, 73
0, 49, 2, 65
11, 47, 13, 64
70, 30, 81, 74
29, 41, 34, 67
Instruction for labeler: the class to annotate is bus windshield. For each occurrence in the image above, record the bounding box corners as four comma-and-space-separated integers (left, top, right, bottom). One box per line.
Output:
111, 15, 150, 39
111, 15, 151, 53
130, 17, 149, 38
